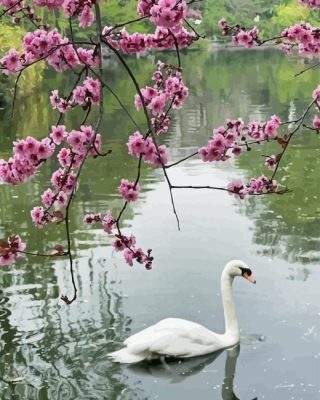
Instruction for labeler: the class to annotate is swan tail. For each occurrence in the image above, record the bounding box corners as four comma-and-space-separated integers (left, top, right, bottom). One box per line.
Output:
108, 348, 146, 364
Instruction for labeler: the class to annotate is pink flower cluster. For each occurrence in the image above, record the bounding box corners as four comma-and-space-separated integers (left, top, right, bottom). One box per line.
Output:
232, 27, 259, 48
299, 0, 320, 8
63, 0, 95, 28
219, 19, 320, 55
0, 137, 55, 185
198, 115, 281, 163
83, 210, 153, 269
150, 0, 187, 28
83, 210, 115, 233
0, 235, 26, 266
218, 19, 259, 48
228, 176, 279, 199
118, 179, 140, 202
102, 25, 196, 53
112, 234, 153, 269
135, 62, 188, 115
281, 23, 320, 54
137, 0, 187, 28
127, 131, 169, 168
31, 169, 77, 227
264, 155, 278, 170
66, 125, 102, 156
0, 49, 22, 75
50, 77, 101, 113
27, 125, 102, 228
31, 0, 96, 27
0, 29, 99, 75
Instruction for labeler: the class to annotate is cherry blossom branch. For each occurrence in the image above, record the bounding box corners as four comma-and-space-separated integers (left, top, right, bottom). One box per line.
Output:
100, 34, 183, 235
165, 151, 198, 168
101, 37, 152, 131
0, 40, 96, 76
169, 29, 181, 67
302, 123, 319, 132
60, 6, 105, 305
0, 0, 23, 17
11, 70, 22, 118
17, 250, 68, 257
172, 185, 289, 196
294, 61, 320, 77
270, 98, 317, 180
183, 18, 204, 39
151, 132, 181, 229
107, 15, 149, 35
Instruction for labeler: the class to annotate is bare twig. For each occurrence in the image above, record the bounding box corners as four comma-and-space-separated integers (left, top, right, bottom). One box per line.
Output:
271, 98, 316, 180
11, 71, 22, 118
294, 61, 320, 77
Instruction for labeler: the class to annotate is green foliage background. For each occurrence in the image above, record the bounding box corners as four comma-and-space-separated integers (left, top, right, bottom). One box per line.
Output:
1, 0, 319, 46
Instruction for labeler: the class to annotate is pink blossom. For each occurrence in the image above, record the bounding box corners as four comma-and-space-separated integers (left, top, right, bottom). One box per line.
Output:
102, 210, 114, 234
299, 0, 320, 9
37, 138, 55, 160
77, 48, 99, 67
0, 254, 15, 266
137, 0, 153, 16
312, 85, 320, 99
0, 234, 27, 266
218, 18, 227, 29
103, 25, 196, 54
56, 191, 68, 207
83, 213, 101, 224
247, 175, 278, 195
264, 155, 278, 170
41, 188, 54, 207
67, 130, 86, 153
232, 146, 242, 156
57, 148, 72, 167
127, 131, 145, 157
282, 23, 320, 55
31, 206, 45, 227
148, 94, 167, 115
118, 179, 141, 202
51, 168, 64, 190
79, 5, 94, 28
50, 125, 67, 145
313, 115, 320, 129
227, 179, 246, 198
112, 238, 125, 252
123, 248, 134, 266
0, 48, 22, 75
150, 0, 187, 28
281, 44, 292, 54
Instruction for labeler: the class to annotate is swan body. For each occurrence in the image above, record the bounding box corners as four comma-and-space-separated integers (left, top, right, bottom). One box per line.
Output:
109, 260, 256, 363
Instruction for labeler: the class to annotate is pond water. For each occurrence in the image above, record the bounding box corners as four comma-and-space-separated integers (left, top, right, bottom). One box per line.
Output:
0, 48, 320, 400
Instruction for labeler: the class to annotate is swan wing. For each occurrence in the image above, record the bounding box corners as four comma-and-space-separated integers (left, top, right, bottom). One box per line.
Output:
124, 318, 225, 358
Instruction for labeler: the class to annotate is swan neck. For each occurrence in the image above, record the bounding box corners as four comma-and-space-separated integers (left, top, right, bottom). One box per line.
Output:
221, 272, 239, 339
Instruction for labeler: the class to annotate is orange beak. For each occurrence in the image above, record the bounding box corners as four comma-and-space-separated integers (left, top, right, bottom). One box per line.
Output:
243, 272, 256, 284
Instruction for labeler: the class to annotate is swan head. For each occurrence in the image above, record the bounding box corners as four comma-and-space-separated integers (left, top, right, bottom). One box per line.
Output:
224, 260, 256, 284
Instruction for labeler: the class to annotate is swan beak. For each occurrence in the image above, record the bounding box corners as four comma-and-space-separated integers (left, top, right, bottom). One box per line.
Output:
243, 273, 256, 284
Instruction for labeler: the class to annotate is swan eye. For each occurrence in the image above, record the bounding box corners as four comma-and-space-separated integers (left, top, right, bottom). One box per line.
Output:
240, 267, 252, 276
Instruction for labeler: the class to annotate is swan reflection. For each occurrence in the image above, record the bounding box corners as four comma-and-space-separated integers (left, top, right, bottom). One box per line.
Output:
129, 345, 257, 399
128, 350, 222, 384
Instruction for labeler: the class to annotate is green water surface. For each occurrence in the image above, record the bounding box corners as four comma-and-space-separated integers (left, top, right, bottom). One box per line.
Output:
0, 48, 319, 399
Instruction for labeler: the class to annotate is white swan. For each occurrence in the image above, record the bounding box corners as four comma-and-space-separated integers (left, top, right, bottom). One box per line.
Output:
109, 260, 256, 364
